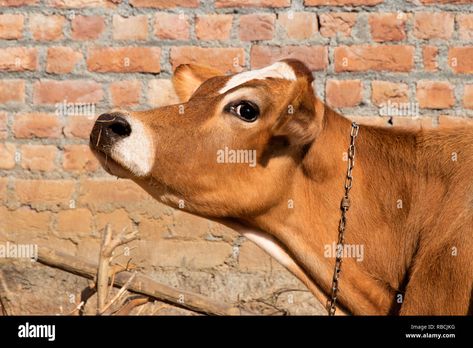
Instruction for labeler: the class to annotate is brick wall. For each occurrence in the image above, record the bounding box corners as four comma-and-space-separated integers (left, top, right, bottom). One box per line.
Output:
0, 0, 472, 315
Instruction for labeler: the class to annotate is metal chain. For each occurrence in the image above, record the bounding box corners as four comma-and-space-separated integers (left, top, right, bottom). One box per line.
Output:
327, 122, 359, 316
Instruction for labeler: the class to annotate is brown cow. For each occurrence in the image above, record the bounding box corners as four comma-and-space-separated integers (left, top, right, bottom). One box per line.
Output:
89, 59, 473, 315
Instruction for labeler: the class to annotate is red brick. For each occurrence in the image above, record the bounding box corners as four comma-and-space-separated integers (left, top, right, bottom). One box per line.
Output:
63, 145, 99, 172
71, 15, 105, 40
154, 13, 189, 40
0, 143, 15, 169
305, 0, 382, 4
463, 85, 473, 109
0, 14, 24, 39
457, 14, 473, 40
369, 13, 407, 42
239, 241, 271, 272
63, 116, 95, 139
87, 47, 161, 73
29, 14, 65, 41
278, 12, 318, 40
129, 217, 165, 241
326, 80, 362, 108
21, 145, 57, 171
113, 15, 148, 41
14, 179, 75, 207
0, 80, 25, 104
423, 46, 438, 72
110, 80, 141, 107
438, 115, 473, 129
0, 207, 51, 235
13, 113, 62, 138
47, 0, 120, 7
33, 80, 103, 105
195, 14, 232, 41
414, 12, 454, 39
389, 117, 434, 129
170, 46, 245, 73
0, 47, 37, 71
334, 45, 414, 72
130, 0, 199, 7
0, 177, 7, 202
239, 13, 275, 41
319, 13, 357, 38
251, 45, 327, 71
416, 81, 455, 109
95, 209, 133, 234
56, 208, 93, 237
148, 79, 180, 107
0, 0, 38, 5
371, 81, 409, 107
46, 47, 82, 74
448, 47, 473, 74
160, 210, 213, 240
79, 179, 151, 210
421, 0, 472, 3
216, 0, 289, 7
0, 112, 7, 139
149, 240, 231, 268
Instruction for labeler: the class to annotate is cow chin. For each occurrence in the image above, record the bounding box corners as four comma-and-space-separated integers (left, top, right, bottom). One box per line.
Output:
92, 148, 134, 179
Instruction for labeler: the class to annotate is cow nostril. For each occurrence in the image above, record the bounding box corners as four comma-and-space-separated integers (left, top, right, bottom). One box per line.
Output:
109, 120, 131, 137
90, 113, 132, 152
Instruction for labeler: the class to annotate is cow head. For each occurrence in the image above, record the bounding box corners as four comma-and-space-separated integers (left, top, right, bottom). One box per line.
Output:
89, 59, 322, 219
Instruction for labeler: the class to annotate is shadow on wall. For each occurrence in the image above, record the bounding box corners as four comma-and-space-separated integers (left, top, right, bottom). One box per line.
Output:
0, 181, 324, 315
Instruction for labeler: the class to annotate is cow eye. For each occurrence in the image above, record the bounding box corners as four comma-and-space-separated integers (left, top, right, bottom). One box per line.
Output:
228, 101, 259, 122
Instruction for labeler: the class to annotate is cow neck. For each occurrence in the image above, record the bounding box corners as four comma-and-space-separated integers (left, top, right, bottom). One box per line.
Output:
250, 105, 419, 314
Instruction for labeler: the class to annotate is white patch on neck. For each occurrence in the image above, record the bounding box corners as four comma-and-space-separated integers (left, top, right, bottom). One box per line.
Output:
216, 219, 294, 268
219, 62, 297, 94
209, 218, 342, 313
111, 116, 155, 177
241, 229, 294, 268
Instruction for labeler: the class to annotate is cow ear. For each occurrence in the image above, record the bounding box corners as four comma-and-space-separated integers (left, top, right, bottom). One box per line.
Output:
172, 64, 223, 102
271, 59, 322, 147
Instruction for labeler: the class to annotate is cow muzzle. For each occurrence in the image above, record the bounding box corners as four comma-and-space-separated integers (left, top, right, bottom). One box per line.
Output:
90, 112, 155, 177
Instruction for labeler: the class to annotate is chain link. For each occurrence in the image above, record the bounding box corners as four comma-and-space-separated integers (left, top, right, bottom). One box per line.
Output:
327, 122, 359, 316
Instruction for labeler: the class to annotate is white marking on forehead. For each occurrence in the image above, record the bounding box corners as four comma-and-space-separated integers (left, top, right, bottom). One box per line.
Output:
219, 62, 297, 94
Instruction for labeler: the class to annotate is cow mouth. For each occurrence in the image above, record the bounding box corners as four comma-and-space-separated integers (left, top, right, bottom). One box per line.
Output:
90, 145, 131, 179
